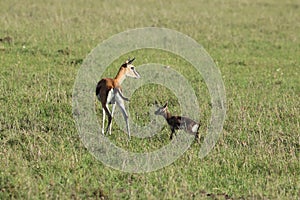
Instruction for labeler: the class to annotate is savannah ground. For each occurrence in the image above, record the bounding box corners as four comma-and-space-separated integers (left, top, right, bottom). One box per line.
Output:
0, 0, 299, 199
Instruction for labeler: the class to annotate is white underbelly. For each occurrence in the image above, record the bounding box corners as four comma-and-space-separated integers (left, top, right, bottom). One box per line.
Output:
107, 89, 115, 104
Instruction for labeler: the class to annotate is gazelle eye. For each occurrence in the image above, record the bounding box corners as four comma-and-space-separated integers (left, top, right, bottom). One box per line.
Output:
131, 67, 134, 70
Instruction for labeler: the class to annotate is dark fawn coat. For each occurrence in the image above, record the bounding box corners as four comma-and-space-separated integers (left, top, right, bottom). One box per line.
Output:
155, 102, 200, 140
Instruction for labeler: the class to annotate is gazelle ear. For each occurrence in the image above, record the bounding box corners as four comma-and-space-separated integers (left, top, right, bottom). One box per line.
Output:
125, 57, 135, 64
123, 57, 135, 67
163, 102, 168, 108
128, 57, 135, 64
154, 100, 162, 108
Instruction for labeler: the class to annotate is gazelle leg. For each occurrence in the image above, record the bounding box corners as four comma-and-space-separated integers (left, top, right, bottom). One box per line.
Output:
109, 103, 116, 135
170, 128, 175, 140
126, 117, 130, 139
103, 105, 112, 135
116, 100, 130, 139
195, 132, 200, 143
102, 108, 106, 135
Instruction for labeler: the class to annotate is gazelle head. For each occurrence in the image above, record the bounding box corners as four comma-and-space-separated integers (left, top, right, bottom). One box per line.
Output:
154, 102, 168, 116
122, 57, 140, 79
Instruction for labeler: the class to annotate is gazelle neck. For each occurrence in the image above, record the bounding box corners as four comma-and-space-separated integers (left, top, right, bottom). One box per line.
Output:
114, 67, 126, 85
163, 111, 172, 120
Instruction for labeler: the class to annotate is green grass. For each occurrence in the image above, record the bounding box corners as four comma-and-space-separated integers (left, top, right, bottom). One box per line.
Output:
1, 0, 299, 199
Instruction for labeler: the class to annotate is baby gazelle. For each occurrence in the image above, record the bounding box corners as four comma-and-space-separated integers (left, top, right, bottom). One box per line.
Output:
155, 102, 200, 141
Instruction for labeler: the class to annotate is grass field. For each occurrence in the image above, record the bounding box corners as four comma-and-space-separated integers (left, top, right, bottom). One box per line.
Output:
1, 0, 299, 199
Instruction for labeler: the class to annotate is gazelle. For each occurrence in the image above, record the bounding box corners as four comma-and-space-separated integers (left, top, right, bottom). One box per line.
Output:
96, 58, 140, 139
155, 102, 200, 141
